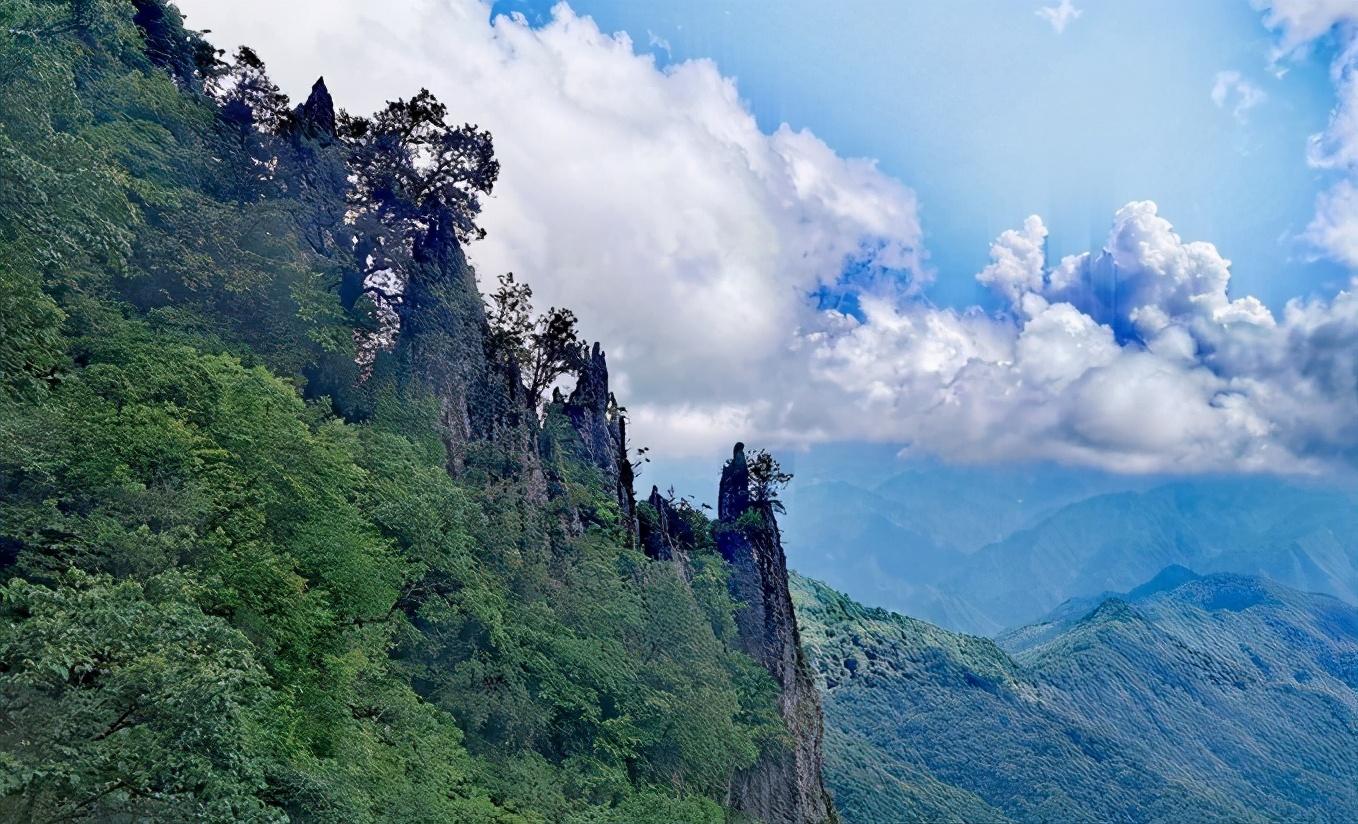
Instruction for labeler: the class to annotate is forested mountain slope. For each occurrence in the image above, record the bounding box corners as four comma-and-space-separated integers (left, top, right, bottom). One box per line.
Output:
794, 570, 1358, 824
0, 2, 833, 821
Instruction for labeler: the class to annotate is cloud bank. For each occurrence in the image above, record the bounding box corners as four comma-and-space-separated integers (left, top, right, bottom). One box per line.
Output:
808, 202, 1358, 474
179, 0, 1358, 475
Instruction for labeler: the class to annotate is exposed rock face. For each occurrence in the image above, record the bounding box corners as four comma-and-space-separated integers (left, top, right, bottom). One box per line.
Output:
640, 485, 694, 566
399, 211, 545, 501
562, 343, 637, 542
293, 77, 337, 140
717, 443, 837, 823
285, 80, 351, 268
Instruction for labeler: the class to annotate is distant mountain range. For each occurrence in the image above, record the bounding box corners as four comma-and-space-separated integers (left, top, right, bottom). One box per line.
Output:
782, 468, 1358, 634
793, 569, 1358, 823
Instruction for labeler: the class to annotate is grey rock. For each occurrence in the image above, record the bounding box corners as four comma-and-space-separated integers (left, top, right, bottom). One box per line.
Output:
717, 443, 837, 823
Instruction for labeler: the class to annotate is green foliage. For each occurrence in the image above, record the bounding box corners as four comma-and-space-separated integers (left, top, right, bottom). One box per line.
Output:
0, 264, 67, 397
0, 3, 779, 821
0, 570, 279, 823
487, 271, 584, 407
795, 572, 1358, 824
746, 447, 792, 512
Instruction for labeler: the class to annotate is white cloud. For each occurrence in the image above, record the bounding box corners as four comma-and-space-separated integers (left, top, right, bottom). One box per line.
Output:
1211, 70, 1267, 121
1307, 178, 1358, 266
803, 202, 1358, 474
178, 0, 1358, 475
976, 215, 1048, 303
1307, 33, 1358, 171
1254, 0, 1358, 58
177, 0, 923, 454
1255, 1, 1358, 265
1036, 0, 1083, 35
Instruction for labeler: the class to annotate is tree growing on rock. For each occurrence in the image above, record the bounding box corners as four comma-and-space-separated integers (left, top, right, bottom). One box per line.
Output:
486, 271, 583, 408
747, 448, 793, 513
338, 89, 499, 314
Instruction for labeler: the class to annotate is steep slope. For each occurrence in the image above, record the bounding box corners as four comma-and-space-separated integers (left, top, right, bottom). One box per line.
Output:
717, 445, 837, 824
795, 571, 1358, 824
0, 4, 833, 822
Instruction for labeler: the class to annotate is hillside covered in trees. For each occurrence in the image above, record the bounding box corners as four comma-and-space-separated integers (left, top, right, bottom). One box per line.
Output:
794, 569, 1358, 823
0, 2, 835, 821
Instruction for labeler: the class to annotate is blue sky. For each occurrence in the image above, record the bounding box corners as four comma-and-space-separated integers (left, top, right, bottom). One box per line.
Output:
183, 0, 1358, 480
496, 0, 1346, 311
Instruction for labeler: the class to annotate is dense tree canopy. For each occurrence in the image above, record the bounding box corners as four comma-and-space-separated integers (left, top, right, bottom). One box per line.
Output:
0, 2, 783, 822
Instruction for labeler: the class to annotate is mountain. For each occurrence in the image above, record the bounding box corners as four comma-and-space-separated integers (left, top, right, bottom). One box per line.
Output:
866, 462, 1140, 553
948, 478, 1358, 633
777, 463, 1144, 627
794, 570, 1358, 823
0, 4, 832, 822
783, 467, 1358, 636
996, 563, 1202, 653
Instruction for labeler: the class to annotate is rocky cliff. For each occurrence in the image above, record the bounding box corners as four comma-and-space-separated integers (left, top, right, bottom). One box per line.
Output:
717, 443, 838, 824
640, 484, 694, 566
285, 77, 546, 499
0, 4, 840, 818
285, 71, 829, 824
560, 342, 638, 542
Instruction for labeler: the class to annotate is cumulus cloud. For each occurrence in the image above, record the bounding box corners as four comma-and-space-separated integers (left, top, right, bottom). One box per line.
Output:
1036, 0, 1083, 35
1211, 70, 1267, 121
975, 215, 1048, 302
805, 202, 1358, 474
179, 0, 1358, 474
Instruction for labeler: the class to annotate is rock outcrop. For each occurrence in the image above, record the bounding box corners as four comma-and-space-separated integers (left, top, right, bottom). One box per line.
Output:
293, 77, 338, 140
273, 76, 826, 819
640, 485, 694, 566
399, 210, 546, 500
716, 443, 837, 824
561, 343, 637, 542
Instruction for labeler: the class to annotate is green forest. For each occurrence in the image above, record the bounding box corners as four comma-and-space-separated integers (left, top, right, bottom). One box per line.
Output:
0, 2, 795, 821
794, 571, 1358, 824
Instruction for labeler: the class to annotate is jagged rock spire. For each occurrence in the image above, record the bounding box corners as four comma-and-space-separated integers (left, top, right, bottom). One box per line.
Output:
718, 441, 751, 523
641, 485, 695, 564
565, 343, 614, 473
563, 343, 637, 542
716, 442, 837, 823
294, 77, 337, 140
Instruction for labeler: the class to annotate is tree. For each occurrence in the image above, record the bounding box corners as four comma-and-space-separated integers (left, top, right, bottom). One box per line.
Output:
747, 448, 793, 513
338, 89, 499, 313
209, 47, 293, 204
527, 305, 583, 407
486, 271, 534, 365
0, 571, 280, 823
486, 272, 584, 407
214, 46, 291, 137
